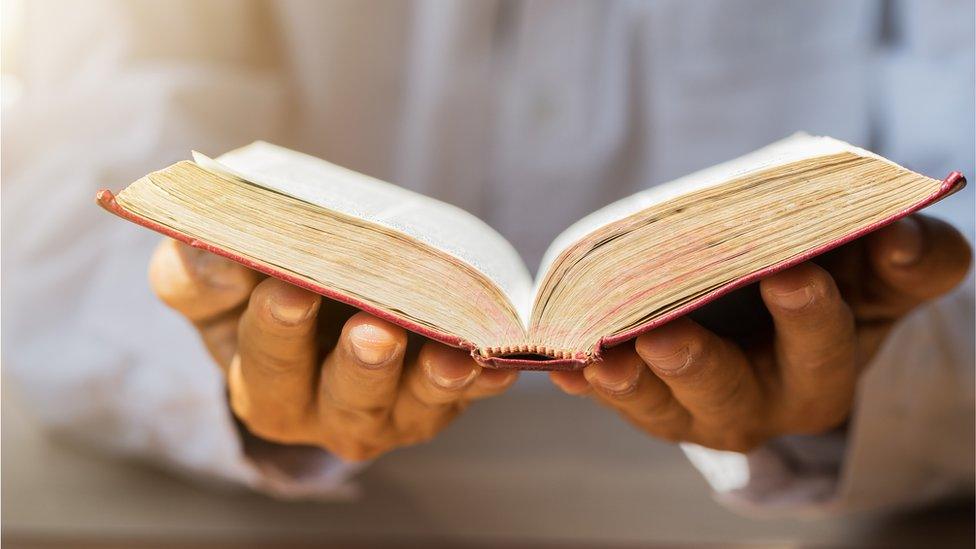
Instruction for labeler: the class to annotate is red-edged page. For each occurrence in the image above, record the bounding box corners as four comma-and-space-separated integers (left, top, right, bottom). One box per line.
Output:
97, 171, 965, 371
96, 189, 477, 353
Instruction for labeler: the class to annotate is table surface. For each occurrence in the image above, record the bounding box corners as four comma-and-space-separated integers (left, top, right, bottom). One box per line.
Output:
3, 377, 973, 548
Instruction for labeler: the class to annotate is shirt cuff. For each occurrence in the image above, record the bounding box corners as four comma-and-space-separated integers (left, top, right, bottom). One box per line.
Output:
233, 421, 369, 500
681, 429, 848, 518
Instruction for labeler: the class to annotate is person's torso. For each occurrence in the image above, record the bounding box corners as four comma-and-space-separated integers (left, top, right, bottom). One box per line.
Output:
270, 0, 887, 269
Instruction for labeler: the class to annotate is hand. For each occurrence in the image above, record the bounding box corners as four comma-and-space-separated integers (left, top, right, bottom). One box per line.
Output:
551, 214, 971, 452
149, 239, 518, 461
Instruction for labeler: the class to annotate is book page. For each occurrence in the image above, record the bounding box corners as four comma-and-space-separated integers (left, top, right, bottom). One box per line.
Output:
194, 142, 533, 320
535, 133, 870, 291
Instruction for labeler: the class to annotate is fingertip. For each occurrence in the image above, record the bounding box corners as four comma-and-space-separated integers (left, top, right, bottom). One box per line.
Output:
582, 346, 641, 396
635, 319, 699, 374
341, 311, 407, 368
473, 368, 519, 392
549, 370, 590, 395
869, 217, 924, 268
344, 310, 407, 339
869, 215, 972, 297
148, 239, 191, 304
253, 278, 320, 328
421, 342, 480, 391
759, 262, 841, 316
149, 239, 258, 319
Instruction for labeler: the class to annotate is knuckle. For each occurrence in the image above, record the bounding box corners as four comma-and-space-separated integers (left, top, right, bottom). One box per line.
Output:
239, 334, 317, 376
325, 405, 390, 437
794, 339, 857, 376
330, 440, 382, 462
699, 373, 747, 415
632, 393, 678, 422
785, 401, 852, 435
241, 346, 303, 374
399, 426, 439, 446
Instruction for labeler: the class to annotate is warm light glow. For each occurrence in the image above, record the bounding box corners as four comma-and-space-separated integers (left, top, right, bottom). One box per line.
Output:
1, 0, 24, 106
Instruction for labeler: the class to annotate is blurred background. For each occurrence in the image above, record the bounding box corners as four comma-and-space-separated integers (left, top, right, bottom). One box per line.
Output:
2, 0, 974, 547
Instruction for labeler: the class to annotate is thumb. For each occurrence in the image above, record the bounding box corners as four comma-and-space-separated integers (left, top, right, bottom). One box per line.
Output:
149, 239, 260, 323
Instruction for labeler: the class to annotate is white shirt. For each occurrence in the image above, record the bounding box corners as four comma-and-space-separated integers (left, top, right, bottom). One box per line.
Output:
3, 0, 973, 513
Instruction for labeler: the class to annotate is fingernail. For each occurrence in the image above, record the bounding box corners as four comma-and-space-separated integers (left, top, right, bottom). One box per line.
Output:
426, 361, 479, 390
349, 324, 399, 367
642, 346, 691, 373
888, 217, 924, 266
770, 285, 813, 310
269, 294, 315, 325
584, 361, 640, 395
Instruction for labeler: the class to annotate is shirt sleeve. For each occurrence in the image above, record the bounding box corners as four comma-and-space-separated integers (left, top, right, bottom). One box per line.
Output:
2, 0, 361, 499
683, 274, 975, 517
682, 0, 975, 517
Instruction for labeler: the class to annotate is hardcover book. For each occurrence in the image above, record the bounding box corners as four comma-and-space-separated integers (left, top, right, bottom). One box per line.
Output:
98, 134, 965, 370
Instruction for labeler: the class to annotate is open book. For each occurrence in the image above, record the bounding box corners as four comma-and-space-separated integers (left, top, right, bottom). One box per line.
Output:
98, 134, 965, 370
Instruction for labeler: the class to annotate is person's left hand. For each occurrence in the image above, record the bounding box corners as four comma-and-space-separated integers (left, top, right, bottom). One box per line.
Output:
550, 214, 972, 452
149, 239, 519, 462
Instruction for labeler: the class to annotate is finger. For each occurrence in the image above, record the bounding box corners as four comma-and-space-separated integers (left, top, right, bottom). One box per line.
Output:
317, 312, 407, 441
760, 262, 857, 432
583, 344, 691, 441
149, 239, 260, 366
549, 370, 592, 396
392, 342, 480, 444
861, 215, 973, 320
231, 278, 321, 443
149, 239, 260, 322
465, 368, 520, 400
635, 318, 763, 431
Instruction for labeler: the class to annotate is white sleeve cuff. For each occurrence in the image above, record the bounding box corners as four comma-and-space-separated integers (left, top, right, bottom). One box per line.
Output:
234, 425, 369, 500
681, 430, 847, 518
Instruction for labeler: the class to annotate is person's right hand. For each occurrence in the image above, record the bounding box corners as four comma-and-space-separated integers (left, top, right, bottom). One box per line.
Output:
549, 215, 971, 453
148, 239, 518, 461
